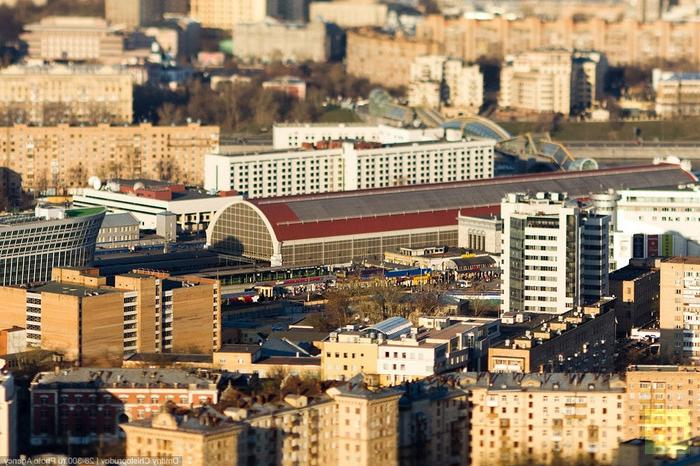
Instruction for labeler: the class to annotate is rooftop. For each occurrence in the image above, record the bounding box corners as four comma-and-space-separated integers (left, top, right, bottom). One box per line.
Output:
28, 281, 116, 298
665, 257, 700, 265
33, 368, 217, 388
216, 344, 263, 354
609, 264, 657, 282
454, 372, 626, 392
240, 164, 694, 241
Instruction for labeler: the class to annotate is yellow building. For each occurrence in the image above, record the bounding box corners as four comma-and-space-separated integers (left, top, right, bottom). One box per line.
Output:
0, 64, 132, 125
105, 0, 164, 29
464, 372, 626, 466
190, 0, 267, 30
0, 123, 219, 190
123, 404, 241, 466
659, 257, 700, 360
321, 328, 381, 381
625, 365, 700, 457
124, 376, 402, 466
0, 267, 221, 366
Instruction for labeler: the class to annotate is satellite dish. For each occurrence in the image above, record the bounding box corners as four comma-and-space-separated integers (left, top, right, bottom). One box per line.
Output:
87, 176, 102, 190
133, 182, 146, 191
108, 181, 120, 192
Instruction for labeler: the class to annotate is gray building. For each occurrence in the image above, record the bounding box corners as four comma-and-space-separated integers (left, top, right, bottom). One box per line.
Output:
97, 212, 140, 247
0, 206, 105, 285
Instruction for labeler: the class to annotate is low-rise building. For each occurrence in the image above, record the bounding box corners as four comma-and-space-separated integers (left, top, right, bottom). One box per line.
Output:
30, 368, 218, 448
212, 344, 321, 378
489, 298, 617, 372
0, 267, 221, 365
653, 70, 700, 118
0, 123, 219, 191
609, 263, 659, 336
72, 179, 237, 232
262, 76, 306, 100
457, 214, 502, 253
97, 212, 140, 247
204, 138, 495, 197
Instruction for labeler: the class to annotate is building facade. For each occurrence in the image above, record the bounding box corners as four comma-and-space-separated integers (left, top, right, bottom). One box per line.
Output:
0, 267, 221, 365
0, 123, 219, 191
105, 0, 164, 29
190, 0, 268, 29
0, 64, 133, 125
499, 49, 573, 114
0, 373, 16, 459
0, 207, 104, 286
609, 263, 660, 336
97, 212, 140, 246
309, 1, 387, 28
232, 20, 339, 63
204, 138, 495, 197
653, 70, 700, 117
30, 368, 218, 448
488, 299, 616, 373
501, 192, 610, 315
659, 257, 700, 360
408, 55, 484, 111
21, 16, 124, 63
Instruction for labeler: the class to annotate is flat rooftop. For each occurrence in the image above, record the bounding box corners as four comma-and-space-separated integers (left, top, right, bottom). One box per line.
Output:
28, 282, 116, 297
34, 368, 216, 387
609, 265, 656, 281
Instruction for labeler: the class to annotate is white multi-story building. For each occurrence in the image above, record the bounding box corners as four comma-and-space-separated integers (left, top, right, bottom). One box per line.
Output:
0, 373, 16, 459
499, 49, 573, 114
271, 123, 445, 150
500, 192, 610, 315
408, 55, 484, 111
591, 182, 700, 269
653, 69, 700, 117
204, 138, 495, 197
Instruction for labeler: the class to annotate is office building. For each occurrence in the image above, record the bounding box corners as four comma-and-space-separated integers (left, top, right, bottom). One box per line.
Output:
105, 0, 164, 29
499, 49, 573, 114
30, 368, 218, 448
0, 64, 133, 125
609, 262, 660, 336
232, 19, 341, 63
0, 123, 219, 191
489, 298, 616, 372
571, 50, 609, 113
464, 372, 626, 466
190, 0, 268, 29
659, 257, 700, 360
309, 1, 387, 28
0, 207, 104, 286
0, 373, 16, 459
272, 123, 444, 150
625, 365, 700, 457
204, 138, 495, 197
124, 375, 402, 466
72, 179, 237, 232
21, 17, 124, 63
207, 164, 693, 267
408, 55, 484, 111
0, 267, 221, 365
653, 69, 700, 117
501, 192, 610, 314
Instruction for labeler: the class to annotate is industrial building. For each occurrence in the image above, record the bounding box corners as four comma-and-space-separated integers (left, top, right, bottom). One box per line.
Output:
206, 164, 694, 267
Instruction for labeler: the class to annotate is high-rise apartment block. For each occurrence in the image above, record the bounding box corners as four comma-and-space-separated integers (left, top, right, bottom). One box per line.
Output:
408, 55, 484, 112
0, 64, 133, 125
0, 267, 221, 365
21, 17, 124, 63
105, 0, 164, 29
659, 257, 700, 360
0, 123, 219, 190
501, 192, 610, 315
499, 49, 573, 114
205, 138, 495, 197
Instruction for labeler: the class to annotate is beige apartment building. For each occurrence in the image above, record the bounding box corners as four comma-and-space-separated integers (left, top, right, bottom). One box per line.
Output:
190, 0, 267, 30
124, 378, 402, 466
0, 123, 219, 190
0, 267, 221, 366
465, 372, 626, 466
21, 16, 123, 63
309, 1, 388, 28
0, 64, 132, 125
659, 257, 700, 360
609, 263, 660, 336
346, 15, 700, 86
625, 365, 700, 457
105, 0, 164, 29
232, 20, 333, 63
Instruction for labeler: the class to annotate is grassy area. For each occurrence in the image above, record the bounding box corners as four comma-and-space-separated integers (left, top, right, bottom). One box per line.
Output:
317, 107, 361, 123
499, 119, 700, 141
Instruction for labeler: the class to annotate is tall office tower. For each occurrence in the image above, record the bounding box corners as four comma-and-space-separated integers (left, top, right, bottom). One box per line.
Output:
501, 192, 610, 315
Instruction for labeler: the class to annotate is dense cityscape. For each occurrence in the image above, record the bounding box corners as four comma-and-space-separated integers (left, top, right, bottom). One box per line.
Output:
1, 0, 700, 465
